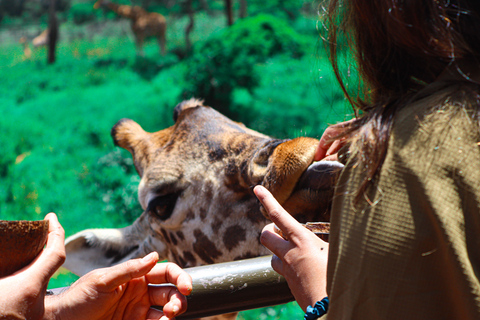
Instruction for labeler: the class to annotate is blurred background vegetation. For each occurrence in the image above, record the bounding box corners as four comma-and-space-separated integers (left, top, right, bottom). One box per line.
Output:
0, 0, 353, 318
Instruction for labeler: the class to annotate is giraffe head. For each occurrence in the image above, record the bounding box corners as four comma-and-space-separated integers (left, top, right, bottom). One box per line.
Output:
64, 99, 343, 276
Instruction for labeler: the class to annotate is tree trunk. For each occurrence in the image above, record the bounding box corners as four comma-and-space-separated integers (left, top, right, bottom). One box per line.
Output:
239, 0, 247, 18
225, 0, 233, 26
47, 0, 58, 64
185, 0, 194, 52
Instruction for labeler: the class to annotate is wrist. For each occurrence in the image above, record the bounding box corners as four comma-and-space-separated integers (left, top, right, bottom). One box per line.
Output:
304, 296, 329, 320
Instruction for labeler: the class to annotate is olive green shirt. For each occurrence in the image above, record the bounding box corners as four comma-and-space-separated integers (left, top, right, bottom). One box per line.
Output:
325, 84, 480, 319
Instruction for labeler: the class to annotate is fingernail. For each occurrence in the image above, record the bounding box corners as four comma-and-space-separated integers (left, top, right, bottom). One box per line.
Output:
253, 185, 263, 197
142, 252, 155, 262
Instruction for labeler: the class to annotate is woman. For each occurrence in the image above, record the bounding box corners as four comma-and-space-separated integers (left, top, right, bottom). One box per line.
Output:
257, 0, 480, 319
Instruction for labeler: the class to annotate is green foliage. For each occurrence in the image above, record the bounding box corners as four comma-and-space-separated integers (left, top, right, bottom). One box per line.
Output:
181, 14, 310, 117
0, 0, 26, 17
84, 149, 141, 224
48, 267, 80, 290
69, 2, 99, 25
0, 9, 351, 319
238, 301, 304, 320
231, 53, 350, 139
0, 38, 183, 233
0, 0, 69, 26
248, 0, 306, 21
131, 55, 179, 80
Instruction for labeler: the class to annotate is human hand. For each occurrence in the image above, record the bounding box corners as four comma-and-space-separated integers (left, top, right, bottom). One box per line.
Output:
45, 253, 192, 320
314, 119, 354, 161
254, 185, 328, 311
0, 212, 66, 320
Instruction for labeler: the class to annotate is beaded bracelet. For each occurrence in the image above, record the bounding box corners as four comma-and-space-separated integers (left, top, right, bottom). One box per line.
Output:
304, 296, 329, 320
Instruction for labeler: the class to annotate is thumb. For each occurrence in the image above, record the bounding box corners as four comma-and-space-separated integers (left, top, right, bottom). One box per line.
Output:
27, 213, 66, 283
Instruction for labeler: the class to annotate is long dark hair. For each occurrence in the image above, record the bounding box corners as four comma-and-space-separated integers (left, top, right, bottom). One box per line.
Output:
323, 0, 480, 203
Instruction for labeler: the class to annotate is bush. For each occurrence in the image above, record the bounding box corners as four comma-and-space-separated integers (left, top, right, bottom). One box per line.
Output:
248, 0, 305, 21
84, 149, 141, 225
232, 54, 350, 139
70, 2, 98, 25
181, 14, 310, 118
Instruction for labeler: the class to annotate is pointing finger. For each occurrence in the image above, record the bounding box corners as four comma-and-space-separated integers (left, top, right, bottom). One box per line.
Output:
254, 185, 304, 242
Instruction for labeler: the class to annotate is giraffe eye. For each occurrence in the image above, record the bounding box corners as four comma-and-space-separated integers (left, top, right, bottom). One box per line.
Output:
146, 193, 179, 220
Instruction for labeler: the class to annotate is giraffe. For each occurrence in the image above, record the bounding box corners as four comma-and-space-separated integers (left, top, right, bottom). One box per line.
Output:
64, 99, 343, 320
94, 0, 167, 55
19, 37, 32, 60
18, 29, 51, 60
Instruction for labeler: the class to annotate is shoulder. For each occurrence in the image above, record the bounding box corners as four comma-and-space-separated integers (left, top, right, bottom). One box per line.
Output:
387, 81, 480, 187
392, 82, 480, 159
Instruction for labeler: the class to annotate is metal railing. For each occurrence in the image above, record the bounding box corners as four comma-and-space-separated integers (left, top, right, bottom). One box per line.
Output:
48, 255, 294, 319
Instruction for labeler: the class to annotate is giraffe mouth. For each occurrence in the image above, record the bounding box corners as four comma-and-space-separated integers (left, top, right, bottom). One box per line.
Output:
260, 160, 344, 220
298, 160, 344, 191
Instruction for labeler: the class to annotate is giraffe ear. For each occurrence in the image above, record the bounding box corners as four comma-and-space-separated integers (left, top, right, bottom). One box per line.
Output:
111, 119, 153, 177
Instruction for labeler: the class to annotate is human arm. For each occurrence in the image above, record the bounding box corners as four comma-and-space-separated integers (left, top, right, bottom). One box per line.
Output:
44, 253, 192, 320
0, 212, 66, 320
254, 185, 328, 312
0, 211, 191, 320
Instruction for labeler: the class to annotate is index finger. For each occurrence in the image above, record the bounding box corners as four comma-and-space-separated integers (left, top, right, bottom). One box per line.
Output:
254, 185, 304, 241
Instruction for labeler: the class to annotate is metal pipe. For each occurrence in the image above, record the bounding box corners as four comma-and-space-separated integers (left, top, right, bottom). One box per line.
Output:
49, 255, 295, 319
173, 255, 294, 319
174, 224, 328, 318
